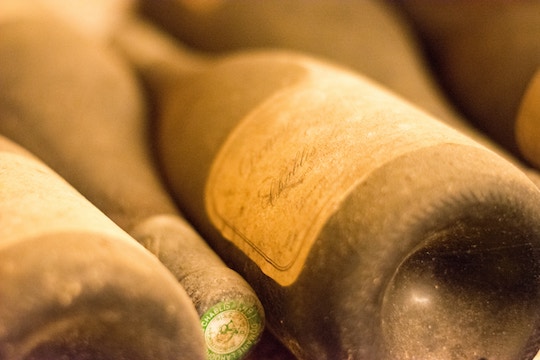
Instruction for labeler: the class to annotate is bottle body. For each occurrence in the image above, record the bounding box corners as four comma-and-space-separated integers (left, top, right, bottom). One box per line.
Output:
0, 135, 206, 359
156, 52, 540, 359
394, 1, 540, 157
516, 68, 540, 169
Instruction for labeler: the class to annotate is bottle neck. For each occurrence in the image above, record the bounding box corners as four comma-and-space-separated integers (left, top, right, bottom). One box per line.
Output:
111, 15, 210, 95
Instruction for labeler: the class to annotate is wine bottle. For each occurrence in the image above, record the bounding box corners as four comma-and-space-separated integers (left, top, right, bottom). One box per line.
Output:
113, 15, 540, 360
0, 11, 263, 360
391, 1, 540, 157
0, 134, 206, 359
516, 68, 540, 170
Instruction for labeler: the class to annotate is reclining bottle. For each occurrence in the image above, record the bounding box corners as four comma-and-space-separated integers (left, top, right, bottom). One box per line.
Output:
0, 134, 206, 359
114, 17, 540, 360
516, 68, 540, 170
393, 1, 540, 157
0, 10, 263, 360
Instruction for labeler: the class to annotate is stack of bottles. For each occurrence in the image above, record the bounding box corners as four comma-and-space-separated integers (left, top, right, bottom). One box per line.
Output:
1, 1, 540, 359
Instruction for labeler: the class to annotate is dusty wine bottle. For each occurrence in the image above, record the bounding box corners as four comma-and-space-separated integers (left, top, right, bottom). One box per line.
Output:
516, 68, 540, 170
0, 134, 206, 359
392, 0, 540, 157
114, 15, 540, 360
0, 11, 263, 360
